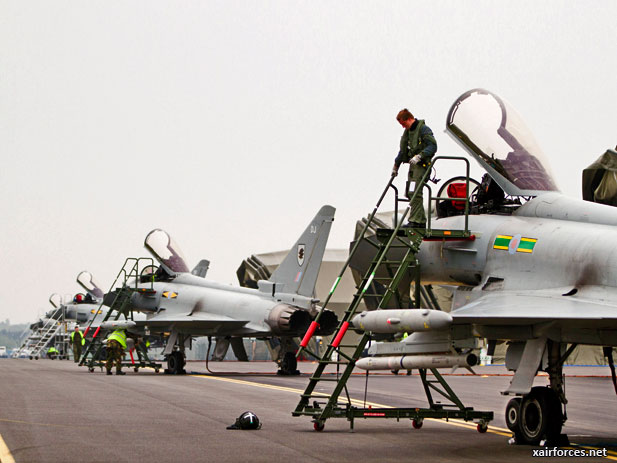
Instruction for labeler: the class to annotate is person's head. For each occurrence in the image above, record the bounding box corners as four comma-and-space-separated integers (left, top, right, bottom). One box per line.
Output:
396, 109, 415, 129
75, 326, 79, 330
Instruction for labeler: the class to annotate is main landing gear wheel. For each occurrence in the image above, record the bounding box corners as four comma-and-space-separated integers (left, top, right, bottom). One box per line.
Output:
508, 387, 563, 445
277, 352, 300, 376
165, 351, 186, 375
505, 397, 521, 432
313, 421, 325, 432
412, 419, 423, 429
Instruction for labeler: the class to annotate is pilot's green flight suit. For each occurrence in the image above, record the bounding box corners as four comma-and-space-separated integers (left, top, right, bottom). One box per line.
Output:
394, 120, 438, 225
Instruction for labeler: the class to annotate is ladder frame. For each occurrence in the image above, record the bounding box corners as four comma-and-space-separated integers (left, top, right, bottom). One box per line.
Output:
79, 258, 162, 372
293, 156, 493, 430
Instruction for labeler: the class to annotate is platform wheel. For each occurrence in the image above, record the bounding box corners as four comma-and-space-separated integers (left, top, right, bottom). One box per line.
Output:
134, 367, 139, 373
313, 421, 325, 432
88, 367, 94, 373
412, 418, 423, 429
477, 422, 488, 433
155, 368, 160, 373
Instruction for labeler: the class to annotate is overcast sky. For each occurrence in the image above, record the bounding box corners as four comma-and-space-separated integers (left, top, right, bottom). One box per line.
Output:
2, 1, 616, 324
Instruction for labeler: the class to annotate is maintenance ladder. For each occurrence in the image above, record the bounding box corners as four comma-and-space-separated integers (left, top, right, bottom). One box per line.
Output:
79, 258, 162, 373
28, 317, 64, 360
293, 156, 493, 431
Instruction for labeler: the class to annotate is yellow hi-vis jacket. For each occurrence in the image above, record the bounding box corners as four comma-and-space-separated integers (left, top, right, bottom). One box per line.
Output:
71, 330, 85, 346
107, 330, 127, 349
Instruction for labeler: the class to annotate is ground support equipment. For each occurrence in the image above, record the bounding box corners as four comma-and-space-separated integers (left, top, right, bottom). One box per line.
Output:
79, 258, 162, 373
293, 156, 493, 432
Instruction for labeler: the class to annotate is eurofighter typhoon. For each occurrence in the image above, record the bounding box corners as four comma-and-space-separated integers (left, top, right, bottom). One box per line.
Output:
116, 206, 339, 375
352, 89, 617, 445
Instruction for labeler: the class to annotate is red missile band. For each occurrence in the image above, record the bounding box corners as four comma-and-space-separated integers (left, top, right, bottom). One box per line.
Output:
129, 350, 135, 364
83, 327, 90, 337
300, 321, 320, 348
92, 327, 101, 339
331, 322, 349, 348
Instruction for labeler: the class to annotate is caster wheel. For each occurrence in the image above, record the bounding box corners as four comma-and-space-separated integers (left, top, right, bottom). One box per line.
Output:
412, 419, 423, 429
134, 367, 139, 373
88, 368, 94, 373
155, 368, 160, 373
477, 423, 488, 433
313, 422, 325, 432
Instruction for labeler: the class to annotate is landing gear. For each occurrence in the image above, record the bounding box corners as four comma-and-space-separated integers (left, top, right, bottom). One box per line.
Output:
412, 418, 423, 429
277, 352, 300, 376
165, 351, 186, 375
313, 421, 325, 432
506, 387, 563, 445
505, 397, 521, 432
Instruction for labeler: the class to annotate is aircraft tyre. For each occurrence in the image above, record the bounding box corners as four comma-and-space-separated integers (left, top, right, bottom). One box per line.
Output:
278, 352, 300, 376
505, 398, 521, 432
513, 387, 563, 445
165, 351, 186, 375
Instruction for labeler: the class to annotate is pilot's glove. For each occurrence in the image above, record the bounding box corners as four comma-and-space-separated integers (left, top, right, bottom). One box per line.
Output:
391, 165, 399, 177
409, 154, 422, 166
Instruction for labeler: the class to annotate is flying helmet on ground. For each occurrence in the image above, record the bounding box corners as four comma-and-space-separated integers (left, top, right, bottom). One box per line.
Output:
226, 411, 261, 430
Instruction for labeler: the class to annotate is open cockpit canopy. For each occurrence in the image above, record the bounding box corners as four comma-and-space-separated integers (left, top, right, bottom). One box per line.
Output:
446, 88, 559, 197
144, 229, 190, 274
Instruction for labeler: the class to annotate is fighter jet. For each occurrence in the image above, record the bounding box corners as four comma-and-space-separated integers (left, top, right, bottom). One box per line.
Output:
112, 205, 338, 375
351, 89, 617, 445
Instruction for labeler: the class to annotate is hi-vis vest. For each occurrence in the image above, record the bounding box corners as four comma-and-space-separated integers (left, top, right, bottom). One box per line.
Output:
71, 330, 85, 346
107, 330, 127, 349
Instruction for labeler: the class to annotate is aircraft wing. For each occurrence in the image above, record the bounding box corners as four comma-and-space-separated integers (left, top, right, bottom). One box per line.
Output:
138, 312, 250, 330
452, 287, 617, 325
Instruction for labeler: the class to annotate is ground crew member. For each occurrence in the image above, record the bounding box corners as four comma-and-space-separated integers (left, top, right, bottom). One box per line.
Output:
391, 109, 437, 228
105, 329, 127, 375
47, 346, 59, 360
71, 325, 84, 363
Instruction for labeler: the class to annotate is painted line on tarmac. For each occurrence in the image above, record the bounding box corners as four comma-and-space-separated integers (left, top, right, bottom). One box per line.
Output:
0, 432, 15, 463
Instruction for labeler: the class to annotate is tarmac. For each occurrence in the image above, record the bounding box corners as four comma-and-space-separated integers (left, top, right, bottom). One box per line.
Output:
0, 358, 616, 462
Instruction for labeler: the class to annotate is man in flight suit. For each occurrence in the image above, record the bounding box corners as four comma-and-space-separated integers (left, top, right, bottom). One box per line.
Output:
391, 108, 437, 228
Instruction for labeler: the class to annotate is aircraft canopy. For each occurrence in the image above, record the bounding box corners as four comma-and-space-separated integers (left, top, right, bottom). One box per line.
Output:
446, 88, 559, 196
144, 229, 190, 274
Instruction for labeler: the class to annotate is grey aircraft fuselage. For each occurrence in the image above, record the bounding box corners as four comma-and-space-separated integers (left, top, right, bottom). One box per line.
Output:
419, 192, 617, 346
120, 206, 338, 374
138, 275, 318, 337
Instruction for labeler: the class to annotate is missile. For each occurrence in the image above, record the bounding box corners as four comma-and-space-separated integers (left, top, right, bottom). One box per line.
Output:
355, 353, 478, 371
351, 309, 452, 334
100, 320, 136, 330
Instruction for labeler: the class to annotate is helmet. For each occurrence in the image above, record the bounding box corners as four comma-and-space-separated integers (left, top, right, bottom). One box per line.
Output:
226, 411, 261, 430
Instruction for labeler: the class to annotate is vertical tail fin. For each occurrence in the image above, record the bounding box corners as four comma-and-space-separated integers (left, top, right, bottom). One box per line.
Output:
267, 205, 335, 297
